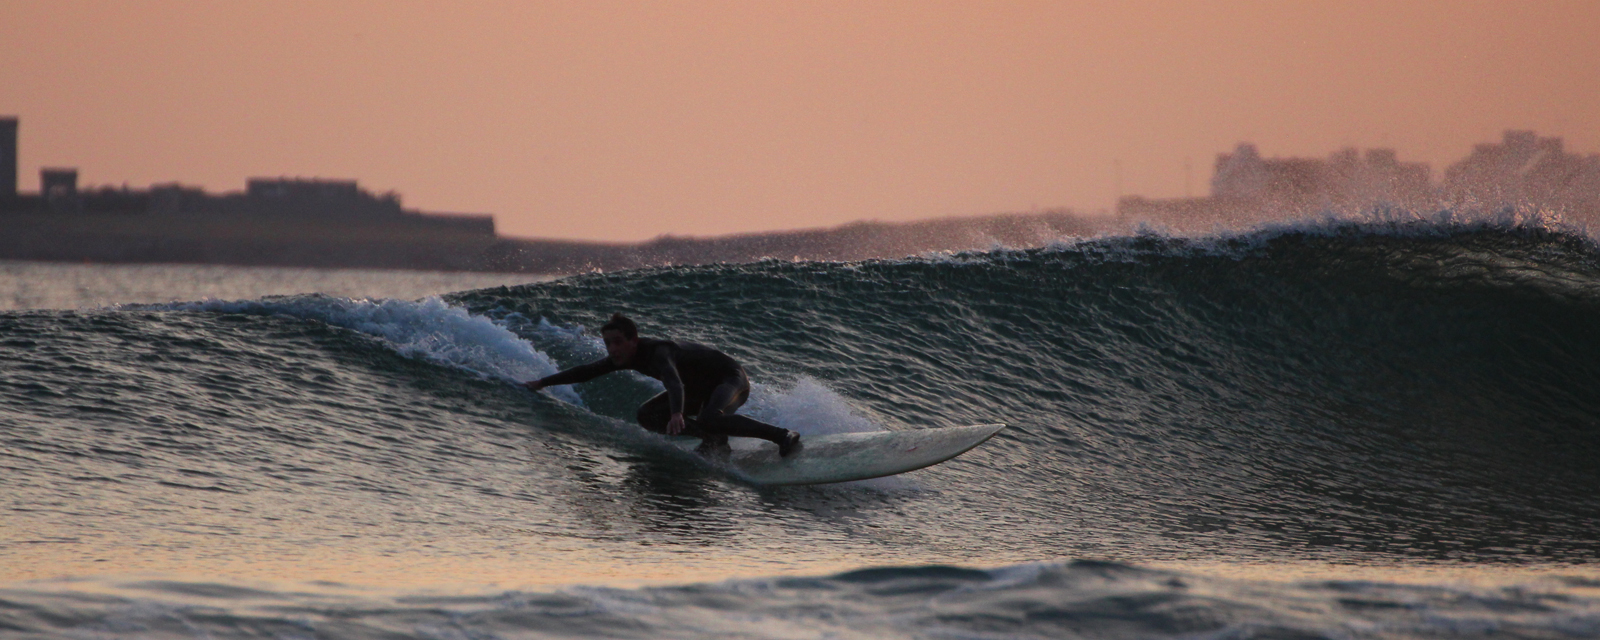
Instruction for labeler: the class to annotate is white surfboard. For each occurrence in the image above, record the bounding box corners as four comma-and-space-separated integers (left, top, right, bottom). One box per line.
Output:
690, 424, 1005, 486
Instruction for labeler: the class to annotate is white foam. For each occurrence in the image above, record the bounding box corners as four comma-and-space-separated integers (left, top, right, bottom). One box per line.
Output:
741, 376, 880, 437
736, 376, 912, 489
143, 295, 584, 405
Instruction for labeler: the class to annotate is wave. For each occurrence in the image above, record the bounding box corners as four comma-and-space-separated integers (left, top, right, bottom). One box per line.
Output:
455, 216, 1600, 560
3, 214, 1599, 585
142, 295, 587, 406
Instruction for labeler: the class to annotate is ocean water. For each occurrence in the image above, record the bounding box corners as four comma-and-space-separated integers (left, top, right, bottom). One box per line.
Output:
0, 261, 546, 311
3, 212, 1600, 638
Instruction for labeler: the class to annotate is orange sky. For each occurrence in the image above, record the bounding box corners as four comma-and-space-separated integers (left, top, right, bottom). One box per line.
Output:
3, 1, 1597, 241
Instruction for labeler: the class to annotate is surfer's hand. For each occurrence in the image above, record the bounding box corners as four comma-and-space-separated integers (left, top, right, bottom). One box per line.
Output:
667, 413, 686, 435
524, 380, 545, 391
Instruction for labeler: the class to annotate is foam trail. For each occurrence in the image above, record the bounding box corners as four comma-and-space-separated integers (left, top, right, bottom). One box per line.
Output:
738, 376, 909, 488
144, 295, 585, 405
744, 376, 880, 437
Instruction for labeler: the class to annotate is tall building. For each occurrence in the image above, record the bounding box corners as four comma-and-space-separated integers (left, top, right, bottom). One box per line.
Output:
1, 117, 17, 198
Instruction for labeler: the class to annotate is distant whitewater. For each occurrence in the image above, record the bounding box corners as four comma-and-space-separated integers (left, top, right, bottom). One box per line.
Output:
2, 210, 1598, 638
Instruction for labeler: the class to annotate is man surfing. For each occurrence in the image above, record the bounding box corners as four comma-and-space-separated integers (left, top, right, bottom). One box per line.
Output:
524, 313, 803, 458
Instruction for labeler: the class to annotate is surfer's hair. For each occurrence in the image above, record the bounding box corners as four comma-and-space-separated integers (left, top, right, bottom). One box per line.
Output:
601, 313, 638, 340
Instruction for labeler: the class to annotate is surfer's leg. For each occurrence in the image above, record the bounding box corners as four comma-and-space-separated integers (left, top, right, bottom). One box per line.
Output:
637, 391, 718, 440
635, 392, 674, 434
693, 375, 801, 455
698, 412, 787, 442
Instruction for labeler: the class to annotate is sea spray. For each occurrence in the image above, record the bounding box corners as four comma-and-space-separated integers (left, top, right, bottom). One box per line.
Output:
144, 294, 585, 406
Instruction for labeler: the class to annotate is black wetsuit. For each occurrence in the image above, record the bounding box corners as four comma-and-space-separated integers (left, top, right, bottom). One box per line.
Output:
534, 338, 790, 444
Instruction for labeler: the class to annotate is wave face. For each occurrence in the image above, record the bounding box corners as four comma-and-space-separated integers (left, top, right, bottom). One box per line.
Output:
3, 217, 1599, 598
456, 218, 1600, 564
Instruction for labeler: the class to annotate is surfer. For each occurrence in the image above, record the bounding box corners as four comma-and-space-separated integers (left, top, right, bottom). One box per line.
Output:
524, 313, 803, 458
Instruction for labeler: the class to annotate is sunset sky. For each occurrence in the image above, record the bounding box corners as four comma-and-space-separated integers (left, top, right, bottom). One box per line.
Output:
3, 1, 1596, 241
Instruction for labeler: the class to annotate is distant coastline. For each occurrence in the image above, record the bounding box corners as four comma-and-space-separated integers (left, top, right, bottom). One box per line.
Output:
4, 115, 1593, 275
1, 115, 1115, 274
0, 203, 1104, 275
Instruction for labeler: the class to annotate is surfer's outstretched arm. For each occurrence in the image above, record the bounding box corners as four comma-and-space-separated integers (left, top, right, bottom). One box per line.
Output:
525, 358, 617, 391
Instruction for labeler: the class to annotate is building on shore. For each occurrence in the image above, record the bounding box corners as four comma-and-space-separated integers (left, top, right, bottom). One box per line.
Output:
0, 117, 16, 199
0, 116, 494, 235
1443, 130, 1600, 219
1119, 131, 1598, 230
1120, 143, 1432, 230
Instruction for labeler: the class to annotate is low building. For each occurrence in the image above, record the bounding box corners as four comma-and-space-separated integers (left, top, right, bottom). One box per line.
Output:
1121, 142, 1432, 230
1118, 131, 1600, 230
1444, 130, 1600, 223
0, 116, 495, 234
1210, 143, 1431, 210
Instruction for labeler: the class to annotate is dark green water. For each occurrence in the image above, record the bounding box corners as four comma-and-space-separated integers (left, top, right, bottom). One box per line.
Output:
3, 218, 1599, 638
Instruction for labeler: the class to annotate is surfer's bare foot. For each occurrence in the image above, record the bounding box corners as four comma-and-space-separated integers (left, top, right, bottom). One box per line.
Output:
695, 436, 731, 459
778, 430, 803, 457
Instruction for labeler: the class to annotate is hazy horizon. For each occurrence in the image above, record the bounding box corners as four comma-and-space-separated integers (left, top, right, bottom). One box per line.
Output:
3, 0, 1596, 242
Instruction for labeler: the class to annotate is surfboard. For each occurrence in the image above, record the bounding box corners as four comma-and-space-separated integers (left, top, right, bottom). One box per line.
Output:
691, 423, 1005, 486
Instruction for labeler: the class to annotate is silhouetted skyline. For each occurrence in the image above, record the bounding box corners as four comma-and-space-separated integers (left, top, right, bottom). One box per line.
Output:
1120, 130, 1600, 230
3, 1, 1596, 240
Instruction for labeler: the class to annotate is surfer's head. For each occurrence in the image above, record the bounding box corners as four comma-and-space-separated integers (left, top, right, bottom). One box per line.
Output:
601, 312, 640, 365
